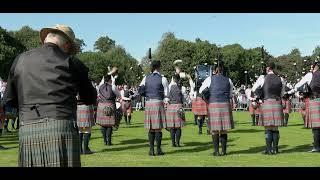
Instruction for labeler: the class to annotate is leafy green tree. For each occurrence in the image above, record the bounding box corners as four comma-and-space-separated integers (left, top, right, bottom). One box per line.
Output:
94, 35, 116, 53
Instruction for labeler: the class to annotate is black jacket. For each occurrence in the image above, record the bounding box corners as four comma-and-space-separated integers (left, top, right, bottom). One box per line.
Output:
3, 43, 97, 121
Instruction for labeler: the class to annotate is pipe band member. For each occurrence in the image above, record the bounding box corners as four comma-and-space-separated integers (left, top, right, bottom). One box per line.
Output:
96, 73, 121, 146
121, 84, 133, 125
76, 95, 95, 154
190, 77, 208, 134
139, 60, 169, 156
166, 74, 185, 147
199, 63, 234, 156
252, 62, 285, 155
246, 85, 260, 126
293, 63, 320, 152
281, 77, 292, 126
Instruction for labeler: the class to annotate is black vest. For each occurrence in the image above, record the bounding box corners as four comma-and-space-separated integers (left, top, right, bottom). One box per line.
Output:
124, 90, 130, 98
209, 74, 231, 103
169, 84, 183, 104
310, 70, 320, 96
99, 83, 116, 103
145, 73, 164, 100
263, 74, 282, 99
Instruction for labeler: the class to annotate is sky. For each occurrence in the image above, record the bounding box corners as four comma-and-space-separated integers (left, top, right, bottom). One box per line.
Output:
1, 13, 320, 60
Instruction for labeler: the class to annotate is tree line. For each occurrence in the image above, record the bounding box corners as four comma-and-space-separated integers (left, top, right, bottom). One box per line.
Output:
1, 26, 320, 87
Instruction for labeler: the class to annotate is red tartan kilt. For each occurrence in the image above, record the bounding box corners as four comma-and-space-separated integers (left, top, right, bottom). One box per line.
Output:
77, 105, 95, 128
306, 98, 320, 128
144, 100, 166, 130
258, 99, 284, 127
282, 99, 292, 114
122, 101, 132, 114
207, 102, 234, 131
192, 97, 208, 115
165, 103, 185, 128
96, 102, 115, 127
249, 102, 261, 114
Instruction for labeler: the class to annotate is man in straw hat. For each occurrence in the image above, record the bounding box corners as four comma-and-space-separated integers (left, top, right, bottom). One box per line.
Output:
138, 60, 169, 156
3, 24, 97, 167
252, 62, 285, 155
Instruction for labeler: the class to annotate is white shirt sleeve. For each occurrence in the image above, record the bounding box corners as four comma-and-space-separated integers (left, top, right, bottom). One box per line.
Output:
112, 84, 121, 98
168, 81, 174, 93
229, 78, 234, 98
199, 77, 211, 94
121, 90, 130, 100
281, 78, 286, 97
252, 75, 265, 92
139, 76, 146, 86
294, 72, 313, 91
162, 76, 169, 97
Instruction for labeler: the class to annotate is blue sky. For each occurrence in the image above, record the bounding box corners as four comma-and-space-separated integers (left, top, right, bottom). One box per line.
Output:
1, 13, 320, 60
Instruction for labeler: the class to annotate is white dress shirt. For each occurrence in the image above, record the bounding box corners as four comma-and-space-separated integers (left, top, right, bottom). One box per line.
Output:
199, 75, 234, 98
251, 71, 285, 97
139, 70, 169, 98
121, 89, 131, 101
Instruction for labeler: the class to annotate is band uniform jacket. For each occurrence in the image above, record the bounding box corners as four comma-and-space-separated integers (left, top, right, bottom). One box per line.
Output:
3, 43, 97, 122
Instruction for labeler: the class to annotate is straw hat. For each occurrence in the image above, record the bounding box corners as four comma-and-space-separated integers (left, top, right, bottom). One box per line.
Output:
40, 24, 78, 54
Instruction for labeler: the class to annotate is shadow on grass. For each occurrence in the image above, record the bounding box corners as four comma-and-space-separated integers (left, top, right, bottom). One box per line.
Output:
0, 145, 19, 150
98, 144, 147, 152
0, 141, 19, 145
228, 145, 288, 155
280, 144, 311, 153
229, 129, 264, 133
119, 138, 148, 145
286, 123, 305, 127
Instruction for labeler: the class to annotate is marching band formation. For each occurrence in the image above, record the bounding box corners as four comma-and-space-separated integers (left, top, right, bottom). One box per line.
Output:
0, 24, 320, 167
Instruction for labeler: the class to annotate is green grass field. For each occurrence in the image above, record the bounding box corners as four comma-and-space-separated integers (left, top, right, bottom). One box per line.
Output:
1, 111, 320, 167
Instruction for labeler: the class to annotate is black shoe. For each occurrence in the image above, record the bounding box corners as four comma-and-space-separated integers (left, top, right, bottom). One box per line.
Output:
149, 148, 155, 156
220, 152, 227, 156
199, 129, 202, 134
264, 150, 273, 155
308, 148, 320, 152
213, 152, 220, 156
176, 144, 181, 147
83, 148, 94, 155
157, 149, 165, 156
107, 142, 112, 146
172, 143, 176, 147
0, 145, 7, 150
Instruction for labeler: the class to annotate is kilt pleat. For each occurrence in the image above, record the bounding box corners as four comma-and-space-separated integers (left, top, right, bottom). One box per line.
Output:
166, 103, 185, 128
122, 101, 132, 114
77, 105, 95, 128
207, 102, 234, 131
96, 102, 115, 127
19, 118, 81, 167
306, 98, 320, 128
191, 97, 208, 115
282, 99, 292, 114
258, 99, 284, 127
144, 100, 166, 130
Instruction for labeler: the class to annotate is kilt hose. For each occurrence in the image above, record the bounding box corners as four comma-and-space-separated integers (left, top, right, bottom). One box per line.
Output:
122, 100, 132, 114
191, 97, 208, 116
96, 102, 115, 127
19, 118, 80, 167
282, 99, 292, 114
258, 99, 284, 127
306, 98, 320, 128
249, 102, 261, 115
207, 102, 234, 131
144, 100, 166, 130
166, 103, 185, 128
77, 105, 95, 128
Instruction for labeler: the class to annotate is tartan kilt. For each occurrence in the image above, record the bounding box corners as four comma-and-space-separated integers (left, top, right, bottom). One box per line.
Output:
258, 99, 284, 127
144, 100, 166, 130
191, 97, 208, 116
282, 99, 292, 114
249, 102, 261, 114
166, 103, 185, 128
122, 101, 132, 114
207, 102, 234, 131
77, 105, 95, 128
96, 102, 115, 127
19, 118, 81, 167
306, 98, 320, 128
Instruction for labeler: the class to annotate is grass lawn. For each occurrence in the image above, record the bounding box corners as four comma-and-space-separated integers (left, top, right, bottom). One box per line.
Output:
1, 111, 320, 167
